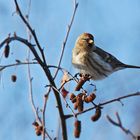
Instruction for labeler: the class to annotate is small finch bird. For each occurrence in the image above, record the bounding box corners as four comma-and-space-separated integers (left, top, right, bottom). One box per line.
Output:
72, 33, 140, 80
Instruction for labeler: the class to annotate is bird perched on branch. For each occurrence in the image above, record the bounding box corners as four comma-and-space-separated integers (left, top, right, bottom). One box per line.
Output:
72, 33, 140, 80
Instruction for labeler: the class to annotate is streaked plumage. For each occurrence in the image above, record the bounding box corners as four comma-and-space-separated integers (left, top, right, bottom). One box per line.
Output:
72, 33, 140, 80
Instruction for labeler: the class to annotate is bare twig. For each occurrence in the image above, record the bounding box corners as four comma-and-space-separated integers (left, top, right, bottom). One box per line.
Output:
53, 0, 78, 79
51, 86, 76, 118
42, 88, 52, 140
27, 60, 41, 121
0, 0, 79, 139
0, 61, 38, 71
25, 12, 37, 118
14, 0, 46, 64
0, 63, 69, 72
1, 21, 67, 140
107, 112, 137, 139
99, 92, 140, 106
48, 65, 79, 84
25, 2, 52, 139
0, 35, 44, 66
65, 92, 140, 119
59, 78, 74, 91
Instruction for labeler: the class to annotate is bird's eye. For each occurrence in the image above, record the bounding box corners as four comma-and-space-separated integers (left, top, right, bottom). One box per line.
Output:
81, 38, 94, 47
82, 38, 87, 41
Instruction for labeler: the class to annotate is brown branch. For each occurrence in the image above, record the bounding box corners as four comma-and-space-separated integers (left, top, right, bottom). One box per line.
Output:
14, 0, 46, 64
25, 8, 51, 139
51, 86, 76, 118
27, 60, 52, 139
27, 63, 39, 121
0, 34, 67, 139
42, 88, 52, 140
0, 0, 79, 139
107, 112, 137, 139
99, 92, 140, 106
0, 35, 44, 66
0, 61, 38, 71
59, 78, 74, 91
0, 63, 68, 72
53, 0, 78, 79
65, 92, 140, 119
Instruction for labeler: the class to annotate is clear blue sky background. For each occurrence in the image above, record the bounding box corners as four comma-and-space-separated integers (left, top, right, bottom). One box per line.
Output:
0, 0, 140, 140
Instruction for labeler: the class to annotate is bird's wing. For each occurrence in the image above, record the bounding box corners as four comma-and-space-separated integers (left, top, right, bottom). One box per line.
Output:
94, 46, 125, 69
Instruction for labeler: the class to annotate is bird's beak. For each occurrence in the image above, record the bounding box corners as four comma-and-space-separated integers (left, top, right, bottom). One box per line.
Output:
88, 39, 94, 44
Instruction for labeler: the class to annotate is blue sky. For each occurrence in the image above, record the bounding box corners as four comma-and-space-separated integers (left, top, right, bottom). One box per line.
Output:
0, 0, 140, 140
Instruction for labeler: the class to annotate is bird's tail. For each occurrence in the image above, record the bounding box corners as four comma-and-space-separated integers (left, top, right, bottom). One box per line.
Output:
123, 64, 140, 69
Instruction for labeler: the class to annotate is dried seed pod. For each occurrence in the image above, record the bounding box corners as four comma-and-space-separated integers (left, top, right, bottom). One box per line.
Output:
74, 120, 81, 138
36, 130, 42, 136
35, 126, 43, 136
11, 75, 17, 82
75, 75, 90, 91
84, 93, 96, 103
77, 96, 84, 112
91, 107, 101, 122
32, 122, 43, 136
69, 93, 76, 100
4, 44, 10, 58
70, 93, 77, 103
71, 97, 77, 103
61, 87, 69, 98
84, 97, 89, 103
75, 78, 85, 91
32, 121, 39, 127
74, 102, 78, 110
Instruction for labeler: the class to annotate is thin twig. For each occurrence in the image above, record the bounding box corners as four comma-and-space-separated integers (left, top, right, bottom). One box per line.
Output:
0, 35, 44, 67
51, 86, 76, 118
14, 0, 46, 64
58, 78, 74, 91
42, 87, 52, 140
99, 92, 140, 106
65, 92, 140, 119
2, 34, 67, 139
25, 2, 52, 139
25, 3, 42, 135
107, 112, 137, 139
0, 1, 71, 139
0, 61, 38, 71
48, 65, 79, 83
25, 14, 37, 119
27, 60, 40, 121
53, 0, 78, 79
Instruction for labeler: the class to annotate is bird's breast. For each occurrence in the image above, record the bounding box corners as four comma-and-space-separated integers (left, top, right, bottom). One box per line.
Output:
72, 50, 87, 69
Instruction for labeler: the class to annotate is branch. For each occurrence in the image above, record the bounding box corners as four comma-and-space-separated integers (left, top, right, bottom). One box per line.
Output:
53, 0, 78, 79
0, 34, 67, 140
14, 0, 46, 64
107, 112, 137, 139
65, 92, 140, 119
0, 35, 44, 66
42, 88, 52, 140
27, 60, 42, 123
1, 1, 79, 139
99, 92, 140, 106
0, 61, 38, 71
51, 86, 76, 118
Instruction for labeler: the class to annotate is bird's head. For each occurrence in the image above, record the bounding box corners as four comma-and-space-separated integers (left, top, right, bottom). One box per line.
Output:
75, 33, 96, 52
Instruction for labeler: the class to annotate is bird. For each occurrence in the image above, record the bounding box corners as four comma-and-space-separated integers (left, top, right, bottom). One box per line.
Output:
72, 33, 140, 80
